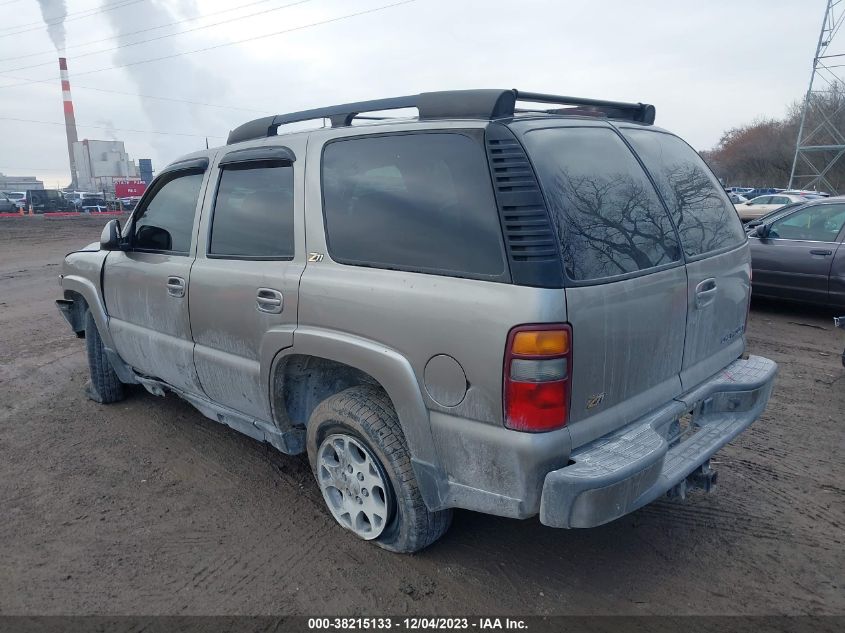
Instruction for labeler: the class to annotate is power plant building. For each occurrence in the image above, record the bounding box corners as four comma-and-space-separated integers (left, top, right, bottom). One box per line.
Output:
0, 173, 44, 191
72, 139, 141, 194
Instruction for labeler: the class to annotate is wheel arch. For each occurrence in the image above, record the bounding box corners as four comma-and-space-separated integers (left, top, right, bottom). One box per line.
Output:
62, 274, 111, 346
266, 327, 448, 510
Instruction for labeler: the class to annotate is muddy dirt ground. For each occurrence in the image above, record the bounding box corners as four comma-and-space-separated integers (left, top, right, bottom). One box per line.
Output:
0, 216, 842, 616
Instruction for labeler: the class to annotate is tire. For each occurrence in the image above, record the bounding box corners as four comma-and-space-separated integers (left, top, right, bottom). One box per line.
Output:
306, 385, 452, 553
83, 310, 124, 404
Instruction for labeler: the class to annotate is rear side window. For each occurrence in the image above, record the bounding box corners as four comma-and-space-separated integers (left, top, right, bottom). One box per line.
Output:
134, 172, 203, 254
209, 162, 294, 259
623, 129, 746, 258
321, 132, 506, 278
523, 127, 681, 282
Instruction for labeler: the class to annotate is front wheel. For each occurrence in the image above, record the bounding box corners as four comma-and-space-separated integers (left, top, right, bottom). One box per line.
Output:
83, 310, 124, 404
306, 386, 452, 553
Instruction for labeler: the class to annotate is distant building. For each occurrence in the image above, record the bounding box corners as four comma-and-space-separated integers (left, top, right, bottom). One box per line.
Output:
138, 158, 154, 185
73, 139, 140, 195
0, 173, 44, 191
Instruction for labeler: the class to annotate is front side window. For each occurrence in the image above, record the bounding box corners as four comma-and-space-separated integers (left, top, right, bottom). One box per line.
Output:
751, 196, 771, 205
133, 172, 204, 254
321, 132, 506, 278
769, 204, 845, 241
623, 129, 747, 258
523, 126, 681, 282
209, 161, 295, 259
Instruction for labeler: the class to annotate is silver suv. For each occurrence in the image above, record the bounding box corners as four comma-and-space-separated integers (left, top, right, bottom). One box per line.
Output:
56, 89, 777, 553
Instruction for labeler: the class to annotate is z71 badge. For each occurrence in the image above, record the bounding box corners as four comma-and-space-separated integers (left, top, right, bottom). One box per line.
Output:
586, 392, 606, 409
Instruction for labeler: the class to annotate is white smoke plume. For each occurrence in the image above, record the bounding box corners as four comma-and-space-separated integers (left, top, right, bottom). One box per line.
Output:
101, 0, 234, 160
36, 0, 67, 53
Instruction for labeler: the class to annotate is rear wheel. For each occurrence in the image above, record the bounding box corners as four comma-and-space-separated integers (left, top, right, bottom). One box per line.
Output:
84, 310, 124, 404
306, 385, 452, 553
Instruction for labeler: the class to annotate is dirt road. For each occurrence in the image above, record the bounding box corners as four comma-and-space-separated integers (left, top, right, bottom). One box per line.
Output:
0, 216, 842, 615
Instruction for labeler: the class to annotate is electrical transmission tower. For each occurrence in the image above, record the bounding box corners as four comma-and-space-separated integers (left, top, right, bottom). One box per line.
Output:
790, 0, 845, 193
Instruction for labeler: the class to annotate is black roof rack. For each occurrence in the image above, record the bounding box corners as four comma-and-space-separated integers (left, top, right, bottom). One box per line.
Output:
226, 89, 655, 145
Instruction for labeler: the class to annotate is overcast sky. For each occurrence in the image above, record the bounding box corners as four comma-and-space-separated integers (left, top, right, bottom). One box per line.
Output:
0, 0, 833, 188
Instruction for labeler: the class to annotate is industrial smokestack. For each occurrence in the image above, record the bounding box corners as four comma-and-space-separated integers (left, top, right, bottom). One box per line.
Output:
58, 57, 78, 188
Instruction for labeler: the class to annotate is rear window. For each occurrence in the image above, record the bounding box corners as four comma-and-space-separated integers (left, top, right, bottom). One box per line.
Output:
623, 129, 746, 258
209, 162, 294, 259
321, 132, 506, 278
522, 126, 682, 282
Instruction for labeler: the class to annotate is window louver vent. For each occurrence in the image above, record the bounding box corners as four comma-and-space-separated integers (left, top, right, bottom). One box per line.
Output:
485, 124, 563, 288
487, 137, 556, 261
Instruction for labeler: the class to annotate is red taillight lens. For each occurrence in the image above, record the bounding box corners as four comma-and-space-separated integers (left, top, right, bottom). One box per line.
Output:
504, 324, 572, 432
505, 379, 568, 431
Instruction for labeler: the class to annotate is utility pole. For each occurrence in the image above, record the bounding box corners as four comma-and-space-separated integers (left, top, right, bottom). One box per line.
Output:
789, 0, 845, 194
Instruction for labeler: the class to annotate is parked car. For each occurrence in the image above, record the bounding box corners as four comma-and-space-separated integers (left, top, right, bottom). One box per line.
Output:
742, 187, 784, 200
781, 189, 830, 198
745, 202, 808, 234
64, 191, 104, 210
735, 193, 809, 221
25, 189, 71, 213
748, 196, 845, 308
119, 196, 141, 211
55, 89, 777, 552
4, 191, 26, 210
79, 197, 109, 212
0, 193, 16, 212
728, 193, 748, 204
728, 187, 755, 197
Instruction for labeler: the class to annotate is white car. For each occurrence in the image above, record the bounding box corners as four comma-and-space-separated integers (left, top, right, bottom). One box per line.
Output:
4, 191, 26, 210
734, 193, 809, 221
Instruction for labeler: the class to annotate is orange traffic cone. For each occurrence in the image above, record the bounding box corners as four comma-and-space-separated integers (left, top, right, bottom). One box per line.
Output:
28, 203, 33, 216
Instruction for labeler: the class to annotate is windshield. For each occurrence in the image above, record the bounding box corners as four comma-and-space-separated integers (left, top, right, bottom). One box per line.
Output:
5, 192, 24, 199
748, 201, 807, 225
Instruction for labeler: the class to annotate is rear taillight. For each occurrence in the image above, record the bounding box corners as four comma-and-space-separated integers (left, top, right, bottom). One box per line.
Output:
503, 324, 572, 432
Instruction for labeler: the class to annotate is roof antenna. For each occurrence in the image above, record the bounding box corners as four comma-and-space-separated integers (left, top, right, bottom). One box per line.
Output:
205, 137, 209, 149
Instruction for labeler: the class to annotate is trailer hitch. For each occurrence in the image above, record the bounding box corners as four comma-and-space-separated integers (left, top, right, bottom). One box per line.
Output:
667, 460, 719, 501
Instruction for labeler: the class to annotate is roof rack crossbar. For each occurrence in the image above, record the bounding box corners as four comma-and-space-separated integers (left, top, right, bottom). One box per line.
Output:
514, 90, 655, 125
226, 89, 655, 145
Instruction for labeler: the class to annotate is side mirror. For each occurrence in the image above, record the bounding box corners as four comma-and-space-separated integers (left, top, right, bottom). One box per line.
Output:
754, 224, 771, 239
100, 219, 122, 250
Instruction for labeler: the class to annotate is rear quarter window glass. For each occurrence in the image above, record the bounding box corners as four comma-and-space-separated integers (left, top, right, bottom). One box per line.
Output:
209, 162, 294, 259
522, 126, 681, 282
623, 129, 746, 258
321, 132, 506, 278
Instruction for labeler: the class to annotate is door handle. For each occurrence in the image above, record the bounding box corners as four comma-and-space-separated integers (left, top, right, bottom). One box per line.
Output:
166, 276, 185, 298
809, 249, 833, 256
695, 278, 717, 309
256, 288, 283, 314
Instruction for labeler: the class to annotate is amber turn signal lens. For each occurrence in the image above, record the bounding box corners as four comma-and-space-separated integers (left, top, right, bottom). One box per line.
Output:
512, 330, 569, 356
